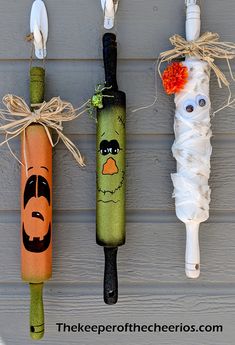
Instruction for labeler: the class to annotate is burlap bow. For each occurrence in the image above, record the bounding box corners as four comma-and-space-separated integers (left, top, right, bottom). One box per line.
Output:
159, 32, 235, 87
0, 94, 88, 167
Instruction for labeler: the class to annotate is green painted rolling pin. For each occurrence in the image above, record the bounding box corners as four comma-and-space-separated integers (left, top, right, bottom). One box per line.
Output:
21, 67, 52, 340
96, 33, 126, 304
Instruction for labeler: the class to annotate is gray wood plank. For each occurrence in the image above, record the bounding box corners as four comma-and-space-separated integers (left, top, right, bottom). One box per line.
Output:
0, 61, 234, 135
0, 136, 233, 211
0, 222, 235, 283
0, 0, 235, 60
0, 285, 234, 344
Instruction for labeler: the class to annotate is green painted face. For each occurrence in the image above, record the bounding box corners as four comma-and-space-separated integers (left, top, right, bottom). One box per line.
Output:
97, 105, 125, 204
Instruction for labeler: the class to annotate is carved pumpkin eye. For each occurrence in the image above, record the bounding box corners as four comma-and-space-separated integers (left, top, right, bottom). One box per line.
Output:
196, 95, 208, 107
184, 100, 196, 113
24, 175, 36, 208
38, 176, 50, 205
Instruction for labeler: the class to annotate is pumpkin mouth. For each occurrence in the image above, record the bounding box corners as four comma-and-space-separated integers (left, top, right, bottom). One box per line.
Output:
22, 223, 51, 253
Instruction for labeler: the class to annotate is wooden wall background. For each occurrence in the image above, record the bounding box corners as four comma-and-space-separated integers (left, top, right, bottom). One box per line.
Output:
0, 0, 234, 344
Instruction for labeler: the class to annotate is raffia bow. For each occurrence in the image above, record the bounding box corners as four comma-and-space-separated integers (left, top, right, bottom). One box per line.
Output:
159, 32, 235, 87
0, 95, 88, 167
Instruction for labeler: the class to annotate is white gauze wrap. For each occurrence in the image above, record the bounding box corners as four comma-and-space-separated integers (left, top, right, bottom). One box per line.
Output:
171, 58, 212, 225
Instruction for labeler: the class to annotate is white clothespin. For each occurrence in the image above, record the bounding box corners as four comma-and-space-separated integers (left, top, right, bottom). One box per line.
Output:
30, 0, 48, 59
101, 0, 119, 30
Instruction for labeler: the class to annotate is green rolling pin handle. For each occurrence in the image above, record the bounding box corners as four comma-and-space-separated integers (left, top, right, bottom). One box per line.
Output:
30, 283, 44, 340
30, 66, 45, 107
103, 247, 118, 305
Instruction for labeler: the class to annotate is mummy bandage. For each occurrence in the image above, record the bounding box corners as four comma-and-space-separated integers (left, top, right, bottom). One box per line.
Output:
159, 0, 235, 278
172, 58, 212, 278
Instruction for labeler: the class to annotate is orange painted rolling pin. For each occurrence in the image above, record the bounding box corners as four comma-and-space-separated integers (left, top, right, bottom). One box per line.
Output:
21, 66, 51, 340
0, 66, 86, 340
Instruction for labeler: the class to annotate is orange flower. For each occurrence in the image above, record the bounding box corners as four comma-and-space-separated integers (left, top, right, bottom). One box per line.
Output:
162, 62, 188, 95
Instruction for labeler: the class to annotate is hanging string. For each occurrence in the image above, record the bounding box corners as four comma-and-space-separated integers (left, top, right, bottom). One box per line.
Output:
132, 59, 159, 113
25, 30, 46, 70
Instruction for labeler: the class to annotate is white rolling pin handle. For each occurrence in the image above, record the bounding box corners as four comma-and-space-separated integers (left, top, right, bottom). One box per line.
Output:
186, 2, 201, 41
185, 223, 200, 278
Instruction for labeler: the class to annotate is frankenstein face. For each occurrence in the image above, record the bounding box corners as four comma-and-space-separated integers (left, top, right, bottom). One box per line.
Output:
97, 106, 126, 204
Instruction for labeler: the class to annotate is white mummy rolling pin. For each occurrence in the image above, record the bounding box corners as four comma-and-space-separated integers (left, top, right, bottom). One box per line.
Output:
173, 1, 211, 278
172, 2, 211, 278
159, 0, 235, 278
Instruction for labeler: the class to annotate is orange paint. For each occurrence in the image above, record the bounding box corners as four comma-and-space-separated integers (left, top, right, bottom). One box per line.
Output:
102, 157, 119, 175
21, 125, 52, 283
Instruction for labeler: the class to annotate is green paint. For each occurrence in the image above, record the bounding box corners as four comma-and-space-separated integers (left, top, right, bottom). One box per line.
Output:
91, 94, 103, 109
87, 84, 112, 120
96, 91, 126, 247
30, 283, 44, 340
30, 67, 45, 106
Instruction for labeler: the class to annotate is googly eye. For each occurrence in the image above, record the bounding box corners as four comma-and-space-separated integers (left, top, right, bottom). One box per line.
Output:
183, 100, 196, 113
196, 95, 208, 107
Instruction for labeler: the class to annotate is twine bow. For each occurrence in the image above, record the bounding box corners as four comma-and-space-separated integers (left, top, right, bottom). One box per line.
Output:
159, 32, 235, 87
0, 95, 88, 167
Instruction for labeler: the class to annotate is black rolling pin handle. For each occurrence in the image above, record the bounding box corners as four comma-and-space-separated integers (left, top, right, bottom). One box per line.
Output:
103, 33, 118, 91
103, 247, 118, 305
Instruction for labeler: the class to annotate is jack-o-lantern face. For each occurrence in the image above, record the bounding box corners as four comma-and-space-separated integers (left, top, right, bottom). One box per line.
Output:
22, 173, 51, 253
21, 125, 52, 283
97, 105, 125, 204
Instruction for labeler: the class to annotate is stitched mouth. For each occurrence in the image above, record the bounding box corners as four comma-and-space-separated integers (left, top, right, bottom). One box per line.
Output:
32, 211, 44, 221
97, 170, 125, 195
22, 224, 51, 253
